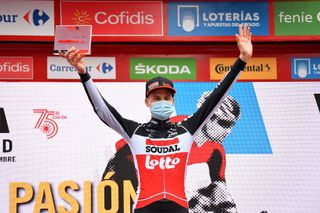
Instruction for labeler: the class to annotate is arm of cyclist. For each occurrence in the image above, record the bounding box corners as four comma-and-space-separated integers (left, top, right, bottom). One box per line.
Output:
60, 48, 139, 142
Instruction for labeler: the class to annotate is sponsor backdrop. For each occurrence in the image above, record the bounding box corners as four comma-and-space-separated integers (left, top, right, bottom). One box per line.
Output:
130, 57, 196, 80
168, 1, 269, 36
1, 0, 320, 42
1, 81, 320, 212
0, 57, 33, 80
274, 1, 320, 36
1, 1, 320, 213
291, 57, 320, 80
0, 1, 54, 36
60, 1, 163, 36
210, 57, 277, 80
47, 57, 116, 80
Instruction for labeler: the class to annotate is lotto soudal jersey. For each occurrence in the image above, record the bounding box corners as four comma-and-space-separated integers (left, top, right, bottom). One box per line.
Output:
79, 58, 245, 210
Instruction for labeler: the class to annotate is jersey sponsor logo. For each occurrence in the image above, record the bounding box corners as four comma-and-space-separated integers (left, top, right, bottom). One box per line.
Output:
146, 144, 180, 154
145, 155, 181, 169
145, 138, 181, 154
33, 109, 67, 139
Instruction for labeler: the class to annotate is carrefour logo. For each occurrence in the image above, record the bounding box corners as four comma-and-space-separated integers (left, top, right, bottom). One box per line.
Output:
0, 1, 54, 36
47, 57, 116, 80
130, 58, 196, 80
0, 9, 49, 26
96, 63, 113, 74
23, 9, 50, 26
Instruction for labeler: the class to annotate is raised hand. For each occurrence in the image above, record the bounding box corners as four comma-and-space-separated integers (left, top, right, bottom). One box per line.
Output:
59, 47, 86, 74
235, 24, 253, 63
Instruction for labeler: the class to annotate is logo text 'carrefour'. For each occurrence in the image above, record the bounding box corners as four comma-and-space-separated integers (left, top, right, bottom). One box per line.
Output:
47, 57, 116, 79
0, 1, 54, 36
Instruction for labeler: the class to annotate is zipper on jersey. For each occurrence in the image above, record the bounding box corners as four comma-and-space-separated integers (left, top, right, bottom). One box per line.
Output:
160, 125, 167, 199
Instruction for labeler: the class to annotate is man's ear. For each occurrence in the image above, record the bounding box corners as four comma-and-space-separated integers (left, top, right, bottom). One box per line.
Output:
145, 98, 150, 107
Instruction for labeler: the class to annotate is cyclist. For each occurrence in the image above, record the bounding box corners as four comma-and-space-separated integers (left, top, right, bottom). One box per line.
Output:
60, 24, 252, 213
102, 95, 241, 213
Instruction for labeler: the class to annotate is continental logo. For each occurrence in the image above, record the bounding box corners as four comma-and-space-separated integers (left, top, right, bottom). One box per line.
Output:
210, 58, 277, 80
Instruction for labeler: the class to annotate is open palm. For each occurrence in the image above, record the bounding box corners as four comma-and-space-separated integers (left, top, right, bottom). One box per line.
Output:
236, 24, 253, 63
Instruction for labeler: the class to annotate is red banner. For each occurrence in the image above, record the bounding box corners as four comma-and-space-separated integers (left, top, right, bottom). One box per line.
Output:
0, 57, 33, 80
60, 1, 163, 36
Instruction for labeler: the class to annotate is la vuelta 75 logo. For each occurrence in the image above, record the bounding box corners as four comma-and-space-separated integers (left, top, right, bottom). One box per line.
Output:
33, 109, 67, 139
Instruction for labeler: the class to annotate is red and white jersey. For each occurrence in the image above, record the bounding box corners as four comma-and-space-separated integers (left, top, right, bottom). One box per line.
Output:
79, 58, 245, 209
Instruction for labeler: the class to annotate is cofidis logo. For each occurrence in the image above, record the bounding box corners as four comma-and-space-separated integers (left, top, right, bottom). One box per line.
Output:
47, 57, 116, 79
61, 1, 163, 36
168, 2, 269, 36
0, 57, 33, 80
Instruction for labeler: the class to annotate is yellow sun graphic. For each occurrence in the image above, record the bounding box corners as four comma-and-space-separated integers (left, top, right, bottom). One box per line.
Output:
71, 9, 91, 25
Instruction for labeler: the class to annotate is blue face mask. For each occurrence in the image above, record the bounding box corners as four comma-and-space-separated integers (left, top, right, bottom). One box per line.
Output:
150, 100, 174, 120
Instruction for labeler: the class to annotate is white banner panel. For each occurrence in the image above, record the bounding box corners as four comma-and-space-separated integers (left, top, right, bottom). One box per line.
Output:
0, 1, 54, 36
47, 57, 116, 79
1, 82, 320, 213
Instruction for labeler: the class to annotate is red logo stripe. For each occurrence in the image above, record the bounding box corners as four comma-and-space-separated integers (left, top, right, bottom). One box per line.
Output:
146, 138, 179, 146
